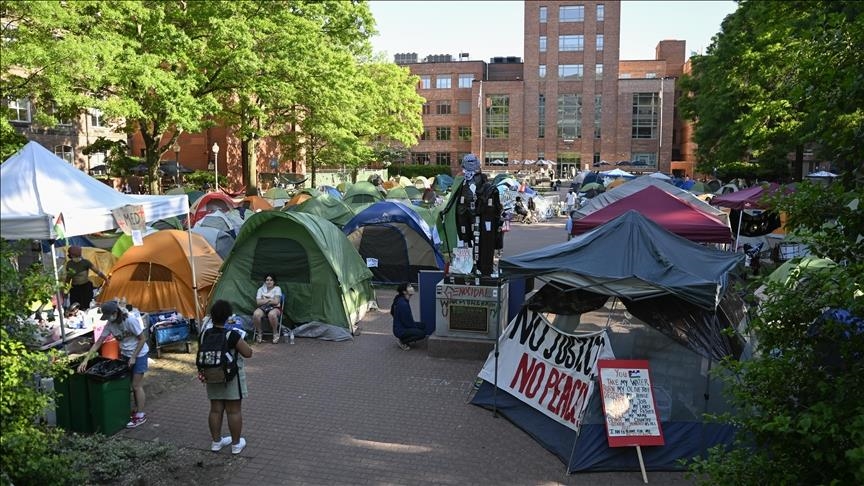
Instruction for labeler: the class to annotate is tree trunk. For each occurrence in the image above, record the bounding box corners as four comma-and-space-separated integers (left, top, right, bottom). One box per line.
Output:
243, 137, 259, 196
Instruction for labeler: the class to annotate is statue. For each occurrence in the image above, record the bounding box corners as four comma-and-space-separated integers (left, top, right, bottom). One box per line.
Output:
454, 154, 503, 276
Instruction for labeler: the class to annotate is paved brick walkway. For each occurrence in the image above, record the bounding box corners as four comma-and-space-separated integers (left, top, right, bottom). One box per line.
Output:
120, 222, 692, 485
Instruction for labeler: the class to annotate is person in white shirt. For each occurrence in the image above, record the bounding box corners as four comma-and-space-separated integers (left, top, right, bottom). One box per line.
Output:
252, 274, 283, 344
565, 190, 577, 214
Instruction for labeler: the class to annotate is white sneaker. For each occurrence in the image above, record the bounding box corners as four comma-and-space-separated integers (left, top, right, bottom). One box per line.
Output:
396, 338, 410, 351
231, 437, 246, 455
211, 436, 232, 452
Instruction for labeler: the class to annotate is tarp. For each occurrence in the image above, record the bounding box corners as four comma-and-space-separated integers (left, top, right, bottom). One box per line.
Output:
342, 201, 444, 284
1, 141, 189, 239
100, 230, 222, 319
210, 211, 375, 332
501, 211, 743, 310
285, 188, 320, 208
570, 186, 733, 243
575, 175, 730, 226
285, 192, 355, 228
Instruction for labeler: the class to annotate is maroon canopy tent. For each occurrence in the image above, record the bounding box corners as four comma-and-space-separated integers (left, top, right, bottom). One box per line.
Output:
570, 185, 732, 243
710, 182, 783, 210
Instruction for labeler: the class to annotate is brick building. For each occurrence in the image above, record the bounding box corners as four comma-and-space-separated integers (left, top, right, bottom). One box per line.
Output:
399, 0, 689, 178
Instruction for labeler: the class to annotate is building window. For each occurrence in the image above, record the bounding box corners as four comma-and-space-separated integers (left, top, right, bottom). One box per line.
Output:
420, 76, 431, 89
458, 100, 472, 114
646, 72, 657, 79
484, 151, 508, 165
422, 103, 431, 115
539, 64, 546, 78
458, 126, 472, 141
560, 5, 584, 22
632, 92, 659, 139
485, 95, 510, 139
594, 95, 602, 139
7, 98, 31, 122
595, 64, 603, 80
436, 152, 451, 165
437, 100, 452, 115
436, 75, 451, 89
538, 94, 546, 138
559, 35, 584, 52
597, 4, 605, 21
51, 103, 72, 126
414, 152, 431, 164
539, 6, 547, 23
632, 152, 658, 167
458, 74, 474, 89
54, 145, 74, 164
597, 34, 604, 51
557, 94, 582, 140
558, 64, 584, 80
436, 127, 451, 141
539, 36, 547, 53
420, 128, 431, 141
594, 152, 601, 164
90, 108, 105, 128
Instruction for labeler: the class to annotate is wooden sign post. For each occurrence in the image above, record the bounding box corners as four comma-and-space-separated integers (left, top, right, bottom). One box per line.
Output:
597, 359, 665, 483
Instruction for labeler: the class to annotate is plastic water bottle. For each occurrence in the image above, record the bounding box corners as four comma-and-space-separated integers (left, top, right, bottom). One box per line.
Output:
289, 329, 295, 345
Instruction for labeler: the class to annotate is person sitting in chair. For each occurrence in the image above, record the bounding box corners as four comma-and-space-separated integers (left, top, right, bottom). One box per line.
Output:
514, 197, 532, 223
252, 274, 283, 344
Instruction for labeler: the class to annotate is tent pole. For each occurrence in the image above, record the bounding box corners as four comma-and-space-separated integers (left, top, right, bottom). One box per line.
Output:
733, 210, 743, 252
186, 210, 202, 327
49, 243, 67, 350
492, 276, 502, 418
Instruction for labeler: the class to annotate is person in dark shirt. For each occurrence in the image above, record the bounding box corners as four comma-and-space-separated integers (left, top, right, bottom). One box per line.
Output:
64, 245, 109, 307
390, 283, 427, 351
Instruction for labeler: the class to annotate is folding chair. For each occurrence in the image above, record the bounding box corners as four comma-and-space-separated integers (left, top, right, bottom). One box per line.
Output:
260, 292, 285, 344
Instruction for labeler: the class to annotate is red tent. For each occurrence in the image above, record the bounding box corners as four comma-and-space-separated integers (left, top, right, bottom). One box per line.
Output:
571, 185, 732, 243
710, 183, 784, 210
189, 192, 239, 227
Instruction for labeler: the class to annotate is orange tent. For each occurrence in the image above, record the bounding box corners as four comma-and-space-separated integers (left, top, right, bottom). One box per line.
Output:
606, 178, 627, 190
100, 230, 222, 320
240, 195, 273, 212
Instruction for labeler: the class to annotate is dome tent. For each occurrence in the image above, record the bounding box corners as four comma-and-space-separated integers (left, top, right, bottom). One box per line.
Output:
210, 211, 375, 334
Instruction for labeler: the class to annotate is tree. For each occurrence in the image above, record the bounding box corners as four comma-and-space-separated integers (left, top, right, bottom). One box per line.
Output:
688, 179, 864, 484
679, 1, 864, 180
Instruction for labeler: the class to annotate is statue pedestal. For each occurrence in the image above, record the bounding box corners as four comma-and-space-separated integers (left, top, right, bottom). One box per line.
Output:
429, 275, 507, 359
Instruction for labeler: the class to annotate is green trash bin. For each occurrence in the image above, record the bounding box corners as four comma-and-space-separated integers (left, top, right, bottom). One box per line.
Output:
84, 357, 131, 435
55, 361, 94, 433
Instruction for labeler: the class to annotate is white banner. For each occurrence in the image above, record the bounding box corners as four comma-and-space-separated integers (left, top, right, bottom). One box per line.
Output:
478, 307, 612, 431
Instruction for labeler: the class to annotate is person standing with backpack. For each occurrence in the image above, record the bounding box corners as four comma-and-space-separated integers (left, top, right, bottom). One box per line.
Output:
199, 300, 253, 454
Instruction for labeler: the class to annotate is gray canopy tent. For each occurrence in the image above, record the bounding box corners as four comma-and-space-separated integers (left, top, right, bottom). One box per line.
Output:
473, 210, 746, 472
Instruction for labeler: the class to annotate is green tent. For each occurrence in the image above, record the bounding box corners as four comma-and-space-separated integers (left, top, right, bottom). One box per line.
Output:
768, 256, 835, 286
386, 185, 411, 202
343, 181, 385, 206
210, 211, 375, 332
284, 192, 355, 228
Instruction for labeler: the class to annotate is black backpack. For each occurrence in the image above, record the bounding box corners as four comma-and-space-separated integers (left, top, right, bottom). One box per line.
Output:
196, 327, 238, 384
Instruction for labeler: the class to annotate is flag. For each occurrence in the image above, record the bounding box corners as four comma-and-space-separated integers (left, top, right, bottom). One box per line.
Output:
477, 81, 483, 108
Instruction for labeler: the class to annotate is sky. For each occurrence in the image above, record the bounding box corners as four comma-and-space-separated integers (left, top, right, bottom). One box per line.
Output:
368, 1, 738, 63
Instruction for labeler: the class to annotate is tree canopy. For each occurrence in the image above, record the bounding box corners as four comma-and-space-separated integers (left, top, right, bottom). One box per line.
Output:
1, 1, 423, 193
679, 1, 864, 180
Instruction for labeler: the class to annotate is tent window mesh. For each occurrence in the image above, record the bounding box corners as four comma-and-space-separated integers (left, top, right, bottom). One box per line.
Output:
252, 237, 310, 284
130, 263, 173, 281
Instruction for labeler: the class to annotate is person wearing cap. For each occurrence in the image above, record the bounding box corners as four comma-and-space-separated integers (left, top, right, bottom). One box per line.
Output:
64, 245, 109, 308
77, 300, 150, 428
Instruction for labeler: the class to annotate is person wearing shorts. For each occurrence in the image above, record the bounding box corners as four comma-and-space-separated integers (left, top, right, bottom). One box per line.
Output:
78, 300, 149, 428
252, 274, 283, 344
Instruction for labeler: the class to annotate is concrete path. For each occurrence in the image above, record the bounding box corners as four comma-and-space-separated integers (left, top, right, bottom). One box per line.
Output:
121, 219, 692, 485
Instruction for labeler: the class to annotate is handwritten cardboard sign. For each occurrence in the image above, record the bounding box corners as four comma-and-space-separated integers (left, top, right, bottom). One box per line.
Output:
597, 359, 665, 447
111, 204, 146, 245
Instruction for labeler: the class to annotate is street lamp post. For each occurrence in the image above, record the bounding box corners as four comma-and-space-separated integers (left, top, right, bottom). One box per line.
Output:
173, 143, 181, 186
211, 142, 220, 191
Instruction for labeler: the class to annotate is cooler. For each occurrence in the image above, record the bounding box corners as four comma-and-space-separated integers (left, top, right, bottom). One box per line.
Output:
147, 310, 191, 358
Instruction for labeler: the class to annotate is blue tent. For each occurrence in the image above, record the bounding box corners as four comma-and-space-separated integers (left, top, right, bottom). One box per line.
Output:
342, 201, 444, 284
318, 185, 343, 200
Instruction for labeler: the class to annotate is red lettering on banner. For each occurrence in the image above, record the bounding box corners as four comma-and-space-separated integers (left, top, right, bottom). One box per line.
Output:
538, 368, 562, 406
509, 353, 546, 398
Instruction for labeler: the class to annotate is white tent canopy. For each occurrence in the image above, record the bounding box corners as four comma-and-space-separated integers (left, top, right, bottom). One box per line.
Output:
1, 141, 189, 239
806, 170, 838, 178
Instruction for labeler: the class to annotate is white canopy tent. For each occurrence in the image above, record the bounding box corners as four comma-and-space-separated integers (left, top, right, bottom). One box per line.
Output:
1, 141, 195, 344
